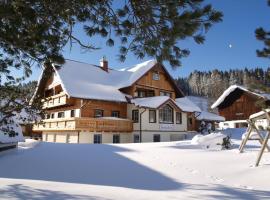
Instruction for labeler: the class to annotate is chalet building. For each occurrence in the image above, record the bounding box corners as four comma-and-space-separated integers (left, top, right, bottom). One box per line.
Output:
32, 58, 199, 144
211, 85, 270, 128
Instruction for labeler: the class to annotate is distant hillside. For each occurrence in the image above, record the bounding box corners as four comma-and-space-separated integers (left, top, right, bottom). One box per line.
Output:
176, 67, 270, 99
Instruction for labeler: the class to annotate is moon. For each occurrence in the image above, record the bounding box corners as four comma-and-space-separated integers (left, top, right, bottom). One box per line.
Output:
229, 44, 233, 48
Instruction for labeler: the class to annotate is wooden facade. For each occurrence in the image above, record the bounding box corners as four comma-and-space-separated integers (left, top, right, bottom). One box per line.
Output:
217, 88, 270, 121
33, 117, 133, 132
120, 63, 183, 99
33, 60, 188, 138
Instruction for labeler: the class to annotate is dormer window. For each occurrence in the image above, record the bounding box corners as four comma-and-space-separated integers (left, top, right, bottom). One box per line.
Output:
152, 71, 160, 80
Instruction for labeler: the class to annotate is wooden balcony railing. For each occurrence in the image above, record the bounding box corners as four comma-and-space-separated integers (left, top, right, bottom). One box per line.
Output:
42, 92, 68, 108
33, 117, 133, 132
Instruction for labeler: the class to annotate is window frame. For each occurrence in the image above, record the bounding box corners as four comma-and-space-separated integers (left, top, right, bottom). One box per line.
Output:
176, 112, 182, 124
94, 134, 102, 144
70, 110, 75, 117
160, 90, 172, 97
134, 134, 140, 143
132, 109, 139, 123
57, 111, 65, 118
153, 134, 161, 142
152, 71, 160, 80
159, 105, 174, 124
113, 134, 120, 143
111, 111, 120, 118
94, 109, 104, 118
149, 110, 156, 123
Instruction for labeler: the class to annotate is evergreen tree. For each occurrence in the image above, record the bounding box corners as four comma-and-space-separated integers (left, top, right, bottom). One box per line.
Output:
255, 0, 270, 58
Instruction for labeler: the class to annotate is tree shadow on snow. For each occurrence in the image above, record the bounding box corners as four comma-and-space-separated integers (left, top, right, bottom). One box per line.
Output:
0, 143, 182, 191
186, 184, 270, 200
0, 184, 110, 200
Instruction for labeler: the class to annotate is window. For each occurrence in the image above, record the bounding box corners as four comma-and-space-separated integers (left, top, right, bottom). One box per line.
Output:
94, 134, 102, 144
159, 105, 173, 123
176, 112, 182, 124
160, 91, 172, 97
138, 90, 146, 98
135, 89, 155, 98
152, 71, 160, 80
46, 114, 50, 119
134, 134, 140, 143
146, 90, 155, 97
111, 111, 120, 118
51, 113, 55, 119
153, 134, 160, 142
70, 110, 75, 117
57, 112, 65, 118
149, 110, 156, 123
113, 134, 120, 143
189, 117, 193, 125
94, 109, 103, 118
132, 110, 139, 123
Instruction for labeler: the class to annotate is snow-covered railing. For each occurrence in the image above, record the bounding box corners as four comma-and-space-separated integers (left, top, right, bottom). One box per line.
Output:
33, 117, 133, 132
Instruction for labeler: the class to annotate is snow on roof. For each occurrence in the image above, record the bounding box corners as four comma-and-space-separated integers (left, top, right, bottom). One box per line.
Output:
49, 59, 157, 102
211, 85, 270, 109
187, 96, 209, 112
175, 97, 201, 112
119, 60, 157, 88
196, 111, 225, 122
131, 96, 172, 109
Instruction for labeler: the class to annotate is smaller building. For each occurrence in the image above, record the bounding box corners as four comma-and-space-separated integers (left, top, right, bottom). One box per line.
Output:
211, 85, 270, 129
176, 97, 224, 131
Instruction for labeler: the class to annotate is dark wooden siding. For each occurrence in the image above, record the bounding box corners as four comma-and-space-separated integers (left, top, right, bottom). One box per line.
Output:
217, 89, 264, 121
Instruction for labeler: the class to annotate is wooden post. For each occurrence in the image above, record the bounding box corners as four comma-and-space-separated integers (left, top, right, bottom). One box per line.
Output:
255, 130, 270, 166
251, 122, 270, 152
239, 122, 252, 153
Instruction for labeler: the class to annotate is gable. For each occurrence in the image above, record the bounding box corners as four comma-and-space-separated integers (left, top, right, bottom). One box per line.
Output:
218, 89, 264, 109
127, 63, 184, 98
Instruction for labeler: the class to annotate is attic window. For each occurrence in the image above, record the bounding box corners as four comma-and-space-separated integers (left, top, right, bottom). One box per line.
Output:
152, 71, 160, 80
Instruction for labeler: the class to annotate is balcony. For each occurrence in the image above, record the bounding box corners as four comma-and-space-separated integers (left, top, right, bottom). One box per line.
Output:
42, 92, 69, 108
33, 117, 133, 133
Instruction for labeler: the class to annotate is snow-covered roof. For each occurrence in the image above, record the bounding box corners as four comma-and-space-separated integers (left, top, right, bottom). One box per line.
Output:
46, 59, 158, 102
131, 96, 172, 109
175, 97, 201, 112
196, 111, 225, 122
187, 96, 209, 112
211, 85, 270, 109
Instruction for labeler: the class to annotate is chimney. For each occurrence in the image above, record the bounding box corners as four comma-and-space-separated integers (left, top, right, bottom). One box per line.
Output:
100, 56, 108, 72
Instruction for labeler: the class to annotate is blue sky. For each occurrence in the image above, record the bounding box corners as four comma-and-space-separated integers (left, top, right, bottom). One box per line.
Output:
27, 0, 270, 81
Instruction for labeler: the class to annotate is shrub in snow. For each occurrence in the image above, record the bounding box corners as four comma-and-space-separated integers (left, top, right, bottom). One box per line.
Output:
191, 133, 231, 150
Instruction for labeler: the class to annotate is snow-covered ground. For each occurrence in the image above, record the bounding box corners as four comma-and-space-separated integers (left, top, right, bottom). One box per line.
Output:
0, 130, 270, 200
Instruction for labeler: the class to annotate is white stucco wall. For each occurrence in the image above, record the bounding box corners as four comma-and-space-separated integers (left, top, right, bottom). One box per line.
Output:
127, 104, 188, 132
132, 131, 187, 143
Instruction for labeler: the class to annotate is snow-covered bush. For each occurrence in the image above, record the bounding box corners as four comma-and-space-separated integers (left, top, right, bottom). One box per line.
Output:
191, 133, 231, 150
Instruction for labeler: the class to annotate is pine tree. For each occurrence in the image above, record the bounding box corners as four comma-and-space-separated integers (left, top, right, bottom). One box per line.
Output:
255, 0, 270, 58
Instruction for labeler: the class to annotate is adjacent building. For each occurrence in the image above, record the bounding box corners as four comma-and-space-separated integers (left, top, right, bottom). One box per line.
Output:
211, 85, 270, 129
32, 58, 199, 143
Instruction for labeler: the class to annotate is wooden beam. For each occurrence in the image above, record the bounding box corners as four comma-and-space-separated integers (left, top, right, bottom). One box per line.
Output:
255, 130, 270, 166
239, 122, 252, 153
